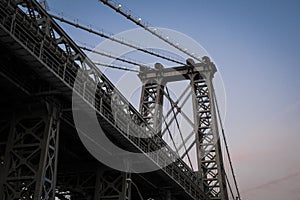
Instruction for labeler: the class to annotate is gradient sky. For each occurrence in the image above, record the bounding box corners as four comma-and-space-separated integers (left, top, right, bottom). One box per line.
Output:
48, 0, 300, 199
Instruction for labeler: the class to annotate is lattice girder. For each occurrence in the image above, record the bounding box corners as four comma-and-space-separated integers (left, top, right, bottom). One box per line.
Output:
139, 80, 165, 135
190, 71, 228, 200
0, 102, 60, 200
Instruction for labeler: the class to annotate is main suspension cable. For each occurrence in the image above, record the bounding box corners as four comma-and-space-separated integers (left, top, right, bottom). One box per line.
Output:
99, 0, 202, 63
50, 14, 186, 65
225, 172, 236, 200
79, 45, 151, 69
213, 87, 242, 200
93, 62, 139, 72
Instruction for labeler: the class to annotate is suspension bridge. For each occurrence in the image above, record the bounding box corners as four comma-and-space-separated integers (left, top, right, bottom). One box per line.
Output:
0, 0, 241, 199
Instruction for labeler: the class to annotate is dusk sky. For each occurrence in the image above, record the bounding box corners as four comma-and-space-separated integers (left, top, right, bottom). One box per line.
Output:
48, 0, 300, 199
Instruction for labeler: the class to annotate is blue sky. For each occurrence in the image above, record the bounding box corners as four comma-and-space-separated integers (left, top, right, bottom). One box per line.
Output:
48, 0, 300, 199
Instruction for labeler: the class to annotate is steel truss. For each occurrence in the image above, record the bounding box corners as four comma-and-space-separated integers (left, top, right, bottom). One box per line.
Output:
139, 64, 165, 135
190, 73, 228, 200
56, 169, 130, 200
0, 102, 60, 200
139, 59, 228, 200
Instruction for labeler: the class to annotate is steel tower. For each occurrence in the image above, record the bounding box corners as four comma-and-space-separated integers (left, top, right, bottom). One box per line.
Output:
139, 58, 228, 200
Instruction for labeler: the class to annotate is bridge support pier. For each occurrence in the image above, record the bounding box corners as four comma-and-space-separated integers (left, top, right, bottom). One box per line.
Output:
0, 101, 60, 200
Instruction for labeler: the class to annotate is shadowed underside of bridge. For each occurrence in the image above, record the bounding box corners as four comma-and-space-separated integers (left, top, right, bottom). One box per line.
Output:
0, 62, 193, 200
0, 0, 229, 200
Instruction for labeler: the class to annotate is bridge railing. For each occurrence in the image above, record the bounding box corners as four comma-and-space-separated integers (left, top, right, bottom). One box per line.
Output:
0, 1, 208, 199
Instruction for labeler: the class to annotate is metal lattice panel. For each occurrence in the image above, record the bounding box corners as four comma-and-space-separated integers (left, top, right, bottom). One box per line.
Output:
191, 73, 228, 200
139, 80, 164, 134
0, 102, 60, 200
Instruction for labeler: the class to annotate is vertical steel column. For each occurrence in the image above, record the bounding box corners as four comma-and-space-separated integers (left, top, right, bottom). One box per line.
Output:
205, 72, 228, 200
190, 59, 228, 200
0, 102, 60, 200
139, 63, 165, 136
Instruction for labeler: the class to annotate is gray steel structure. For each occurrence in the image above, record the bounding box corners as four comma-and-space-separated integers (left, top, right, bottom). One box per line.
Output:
138, 59, 228, 200
0, 0, 229, 199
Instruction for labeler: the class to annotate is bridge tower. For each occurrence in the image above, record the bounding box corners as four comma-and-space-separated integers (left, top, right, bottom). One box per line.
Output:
139, 57, 228, 200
